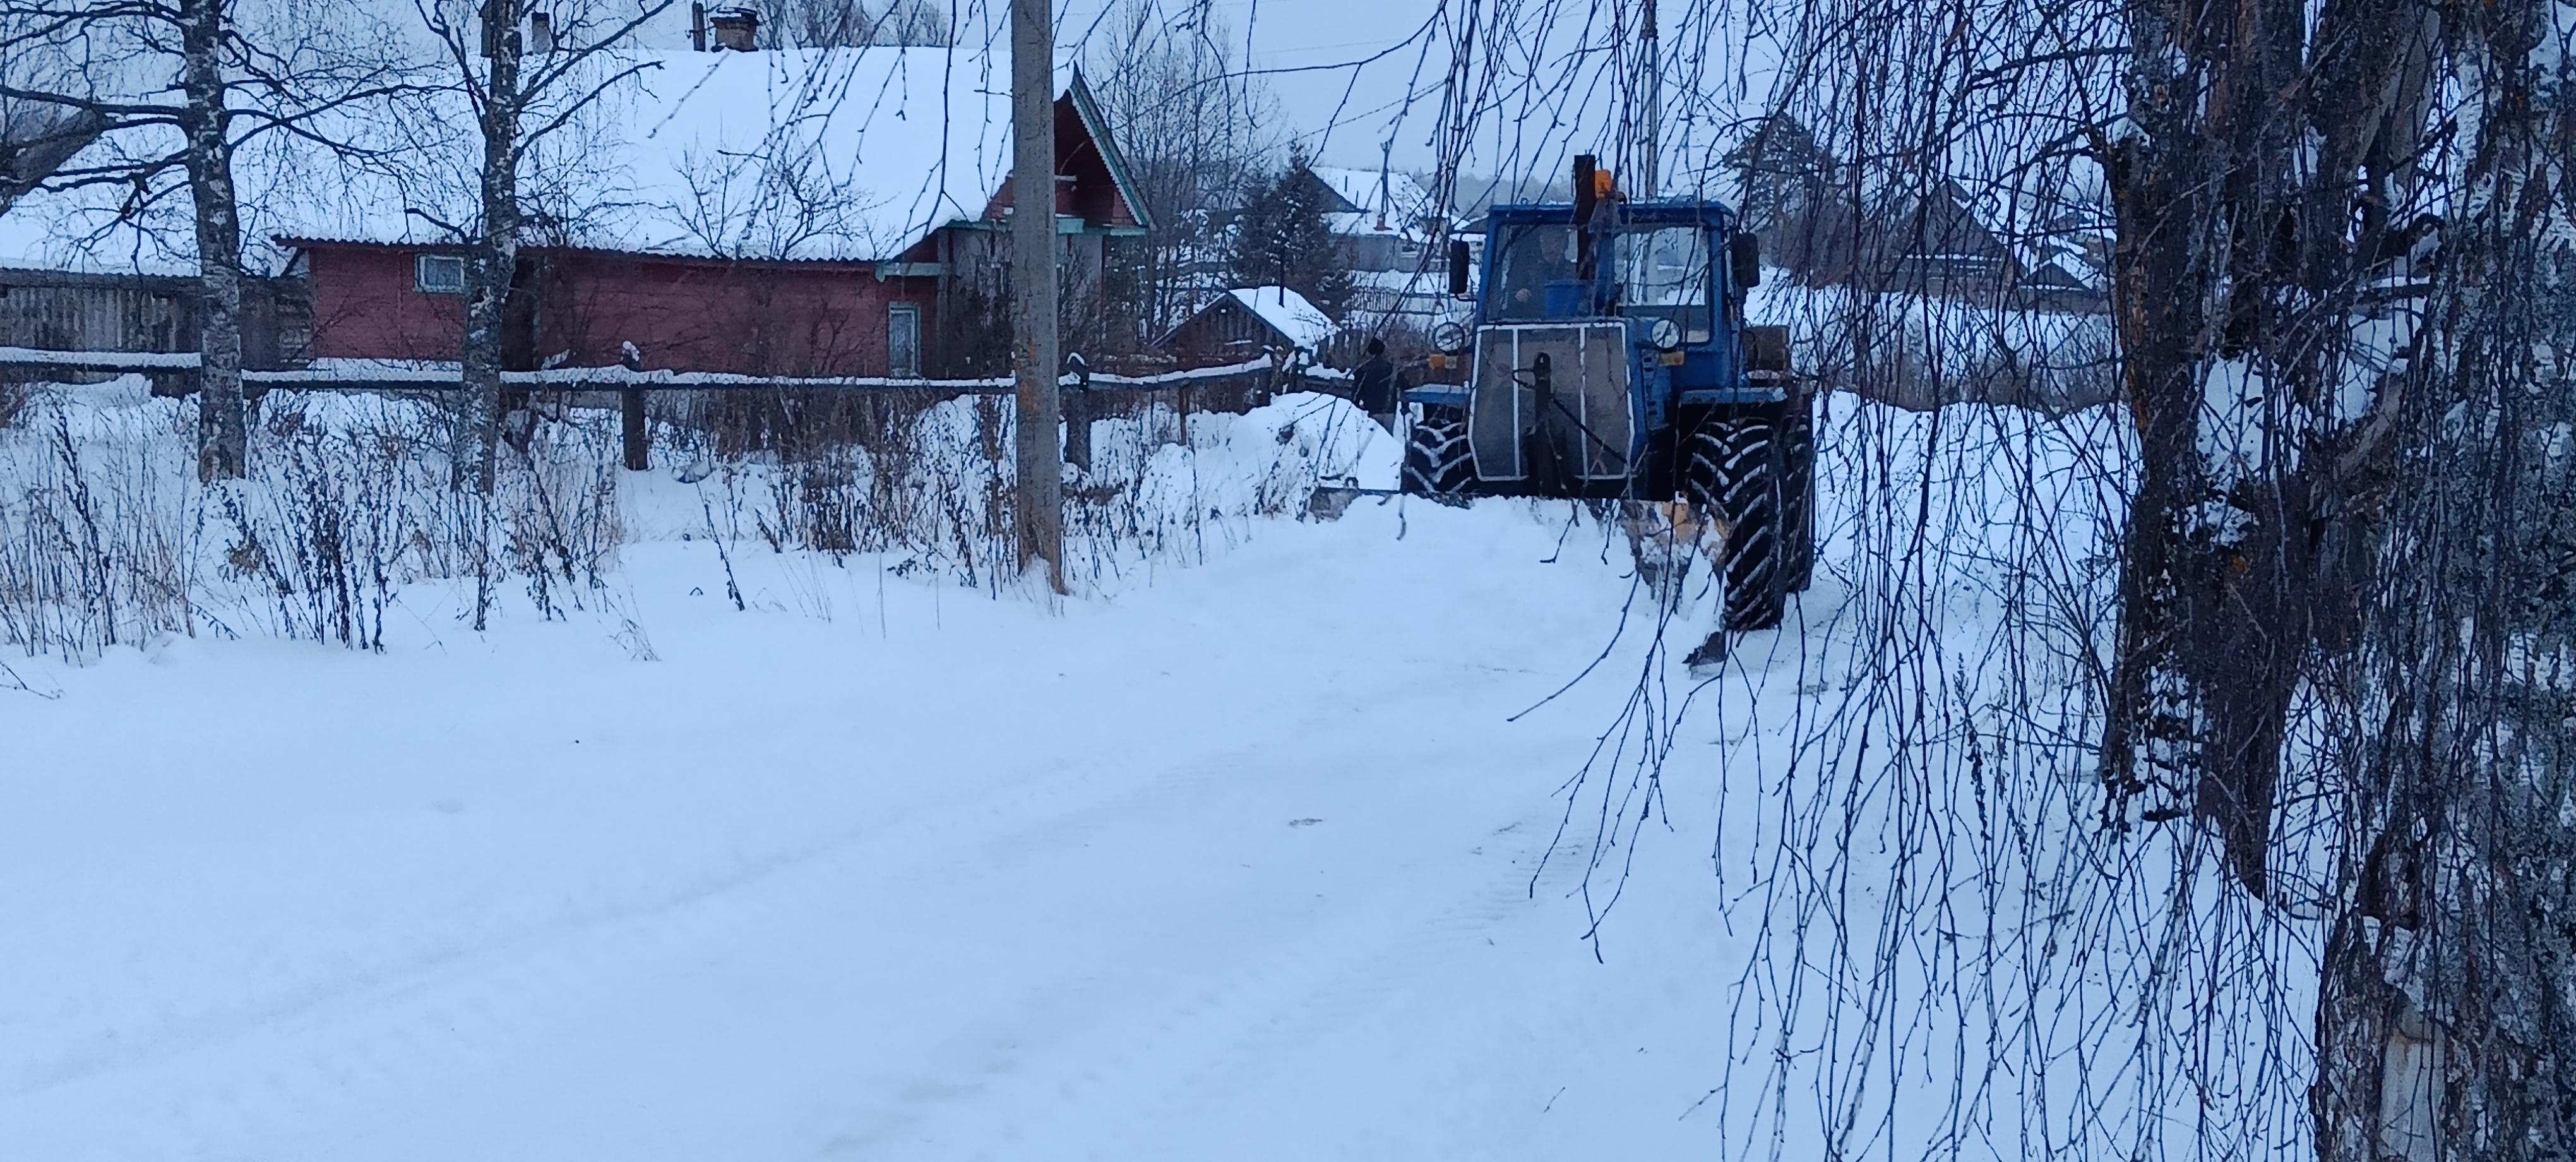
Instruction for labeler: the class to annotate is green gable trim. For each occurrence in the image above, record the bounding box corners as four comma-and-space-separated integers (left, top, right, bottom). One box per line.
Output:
1066, 69, 1156, 234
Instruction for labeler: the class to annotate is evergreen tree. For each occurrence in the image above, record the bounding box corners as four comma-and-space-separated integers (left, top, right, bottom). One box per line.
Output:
1226, 147, 1353, 318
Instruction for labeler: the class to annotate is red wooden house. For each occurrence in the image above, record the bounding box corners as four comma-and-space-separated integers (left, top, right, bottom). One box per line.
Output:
277, 49, 1149, 381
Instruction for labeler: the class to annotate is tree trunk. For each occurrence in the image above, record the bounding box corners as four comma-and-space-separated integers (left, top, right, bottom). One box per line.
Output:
460, 1, 522, 494
2101, 0, 2432, 899
2310, 6, 2575, 1153
177, 0, 246, 482
2106, 0, 2573, 1151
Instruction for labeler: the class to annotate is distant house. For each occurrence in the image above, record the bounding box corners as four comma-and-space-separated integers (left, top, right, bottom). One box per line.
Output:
1, 49, 1152, 380
1156, 286, 1335, 366
1286, 165, 1450, 275
281, 53, 1150, 380
1873, 181, 2106, 311
1731, 119, 2106, 311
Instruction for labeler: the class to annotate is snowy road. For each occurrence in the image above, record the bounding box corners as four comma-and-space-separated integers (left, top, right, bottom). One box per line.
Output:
3, 502, 1757, 1159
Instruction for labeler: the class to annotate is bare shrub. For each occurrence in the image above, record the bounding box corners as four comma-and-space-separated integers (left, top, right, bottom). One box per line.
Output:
0, 373, 1364, 660
1765, 285, 2118, 416
0, 380, 624, 659
689, 386, 1371, 592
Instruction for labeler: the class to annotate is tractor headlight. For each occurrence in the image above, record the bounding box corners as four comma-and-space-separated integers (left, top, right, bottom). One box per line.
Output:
1431, 321, 1469, 354
1650, 318, 1682, 350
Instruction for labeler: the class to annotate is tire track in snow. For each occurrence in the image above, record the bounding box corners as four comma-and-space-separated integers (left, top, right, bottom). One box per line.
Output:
3, 730, 1198, 1099
972, 830, 1581, 1161
880, 705, 1592, 1159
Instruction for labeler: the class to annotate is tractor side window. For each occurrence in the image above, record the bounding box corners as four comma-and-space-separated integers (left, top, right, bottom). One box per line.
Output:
1486, 224, 1577, 321
1616, 227, 1712, 334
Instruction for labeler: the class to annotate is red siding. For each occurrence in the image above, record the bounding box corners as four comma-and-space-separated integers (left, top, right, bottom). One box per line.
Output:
304, 246, 467, 363
300, 244, 936, 377
979, 92, 1141, 229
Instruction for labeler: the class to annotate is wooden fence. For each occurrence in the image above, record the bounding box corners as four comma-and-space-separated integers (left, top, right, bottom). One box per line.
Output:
0, 348, 1339, 470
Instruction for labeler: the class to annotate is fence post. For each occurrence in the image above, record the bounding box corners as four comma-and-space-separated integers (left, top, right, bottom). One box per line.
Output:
1063, 353, 1092, 474
620, 386, 648, 470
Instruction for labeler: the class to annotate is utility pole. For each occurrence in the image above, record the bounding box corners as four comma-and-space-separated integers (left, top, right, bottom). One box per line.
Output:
1637, 0, 1659, 198
1010, 0, 1065, 591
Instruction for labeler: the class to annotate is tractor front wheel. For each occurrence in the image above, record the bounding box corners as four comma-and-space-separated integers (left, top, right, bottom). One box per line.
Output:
1404, 414, 1474, 498
1686, 422, 1787, 631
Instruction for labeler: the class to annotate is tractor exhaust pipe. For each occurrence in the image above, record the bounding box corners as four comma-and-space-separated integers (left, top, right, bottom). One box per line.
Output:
1573, 155, 1598, 284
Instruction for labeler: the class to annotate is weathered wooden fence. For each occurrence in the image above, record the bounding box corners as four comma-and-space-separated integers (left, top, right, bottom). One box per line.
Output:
0, 268, 310, 368
0, 348, 1336, 470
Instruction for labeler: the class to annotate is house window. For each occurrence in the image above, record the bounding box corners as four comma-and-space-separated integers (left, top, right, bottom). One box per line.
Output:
414, 254, 465, 294
887, 302, 921, 378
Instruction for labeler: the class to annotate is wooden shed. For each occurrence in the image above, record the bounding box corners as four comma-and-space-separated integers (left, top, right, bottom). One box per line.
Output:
1155, 286, 1337, 368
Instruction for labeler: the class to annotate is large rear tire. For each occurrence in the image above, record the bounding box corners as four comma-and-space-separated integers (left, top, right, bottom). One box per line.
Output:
1780, 403, 1816, 593
1686, 422, 1787, 631
1404, 414, 1473, 497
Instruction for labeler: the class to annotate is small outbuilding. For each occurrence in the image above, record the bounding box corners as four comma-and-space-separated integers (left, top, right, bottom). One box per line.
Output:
1155, 286, 1336, 367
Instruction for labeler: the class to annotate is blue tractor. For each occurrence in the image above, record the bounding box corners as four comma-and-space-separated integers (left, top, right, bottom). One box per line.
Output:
1403, 156, 1815, 636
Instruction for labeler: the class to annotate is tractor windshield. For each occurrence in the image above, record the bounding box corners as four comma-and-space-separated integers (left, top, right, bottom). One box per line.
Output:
1484, 223, 1578, 321
1616, 227, 1712, 335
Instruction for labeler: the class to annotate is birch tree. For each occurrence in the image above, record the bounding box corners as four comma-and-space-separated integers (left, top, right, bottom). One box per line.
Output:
411, 0, 672, 493
2095, 0, 2442, 901
174, 0, 247, 480
0, 0, 371, 481
2306, 9, 2576, 1154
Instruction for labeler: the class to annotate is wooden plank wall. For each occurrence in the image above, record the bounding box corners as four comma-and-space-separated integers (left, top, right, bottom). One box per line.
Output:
0, 268, 311, 368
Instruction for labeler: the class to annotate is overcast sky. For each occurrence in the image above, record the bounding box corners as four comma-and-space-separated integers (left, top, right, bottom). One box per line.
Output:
1045, 0, 1777, 189
1059, 0, 1448, 170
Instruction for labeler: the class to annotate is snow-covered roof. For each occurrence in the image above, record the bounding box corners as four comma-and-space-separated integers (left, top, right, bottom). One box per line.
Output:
0, 47, 1111, 273
1175, 285, 1337, 352
551, 47, 1018, 260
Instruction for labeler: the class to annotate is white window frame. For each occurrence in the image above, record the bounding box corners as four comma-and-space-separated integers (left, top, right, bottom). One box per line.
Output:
887, 302, 921, 379
414, 253, 466, 294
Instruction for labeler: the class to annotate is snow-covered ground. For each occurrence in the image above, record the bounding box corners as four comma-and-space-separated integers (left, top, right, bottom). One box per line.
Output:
3, 384, 2313, 1159
1, 460, 1768, 1158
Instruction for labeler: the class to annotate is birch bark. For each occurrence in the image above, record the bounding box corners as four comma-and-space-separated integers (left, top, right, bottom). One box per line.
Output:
457, 0, 521, 494
177, 0, 246, 481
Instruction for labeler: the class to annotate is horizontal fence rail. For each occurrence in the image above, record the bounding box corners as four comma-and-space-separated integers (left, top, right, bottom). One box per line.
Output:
0, 349, 1314, 393
2, 349, 1348, 472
